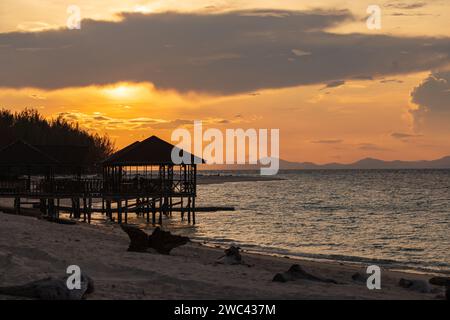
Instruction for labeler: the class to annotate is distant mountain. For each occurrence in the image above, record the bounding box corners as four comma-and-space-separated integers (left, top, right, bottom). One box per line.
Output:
200, 156, 450, 170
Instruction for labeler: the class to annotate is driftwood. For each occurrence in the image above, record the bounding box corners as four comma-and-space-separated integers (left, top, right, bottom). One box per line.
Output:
0, 273, 94, 300
121, 225, 189, 255
216, 246, 243, 265
273, 264, 338, 284
215, 246, 253, 267
429, 276, 450, 287
398, 278, 432, 293
351, 272, 368, 283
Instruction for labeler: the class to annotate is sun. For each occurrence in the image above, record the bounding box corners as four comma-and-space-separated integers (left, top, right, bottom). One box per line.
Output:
103, 85, 135, 99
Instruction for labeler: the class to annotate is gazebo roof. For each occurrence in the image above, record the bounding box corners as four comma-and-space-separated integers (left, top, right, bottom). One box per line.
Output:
103, 135, 204, 166
35, 145, 90, 167
0, 140, 59, 167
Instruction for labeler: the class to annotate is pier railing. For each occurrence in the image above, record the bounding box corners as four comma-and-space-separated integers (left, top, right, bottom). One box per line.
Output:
0, 177, 195, 197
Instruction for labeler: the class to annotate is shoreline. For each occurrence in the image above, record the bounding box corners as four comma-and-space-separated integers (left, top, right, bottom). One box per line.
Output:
1, 202, 448, 278
197, 174, 284, 185
198, 243, 447, 277
0, 212, 446, 300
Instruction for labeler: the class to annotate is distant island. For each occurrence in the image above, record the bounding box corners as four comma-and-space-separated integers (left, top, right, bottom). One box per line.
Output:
201, 156, 450, 170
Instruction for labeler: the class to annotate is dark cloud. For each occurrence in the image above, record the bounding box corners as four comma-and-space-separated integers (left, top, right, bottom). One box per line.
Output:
384, 1, 428, 10
410, 71, 450, 132
380, 78, 404, 84
93, 115, 110, 121
388, 12, 434, 17
321, 80, 345, 90
1, 10, 449, 94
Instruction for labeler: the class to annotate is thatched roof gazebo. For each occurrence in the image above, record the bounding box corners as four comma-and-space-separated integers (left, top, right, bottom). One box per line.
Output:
101, 135, 204, 225
0, 136, 203, 225
0, 140, 93, 217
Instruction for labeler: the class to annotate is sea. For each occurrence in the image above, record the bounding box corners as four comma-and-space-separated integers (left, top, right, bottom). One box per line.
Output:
56, 169, 450, 274
169, 169, 450, 274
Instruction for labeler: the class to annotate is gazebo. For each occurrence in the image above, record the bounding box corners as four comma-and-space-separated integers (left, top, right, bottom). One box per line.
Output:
102, 135, 204, 225
0, 140, 92, 216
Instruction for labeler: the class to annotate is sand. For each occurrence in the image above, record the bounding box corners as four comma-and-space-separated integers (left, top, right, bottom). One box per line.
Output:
0, 212, 445, 300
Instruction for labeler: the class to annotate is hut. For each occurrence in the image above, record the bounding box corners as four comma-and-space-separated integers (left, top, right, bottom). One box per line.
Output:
0, 140, 59, 196
0, 140, 94, 218
0, 136, 203, 226
102, 135, 204, 225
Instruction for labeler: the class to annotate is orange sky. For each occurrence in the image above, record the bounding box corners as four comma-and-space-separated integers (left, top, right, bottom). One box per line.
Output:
1, 0, 450, 164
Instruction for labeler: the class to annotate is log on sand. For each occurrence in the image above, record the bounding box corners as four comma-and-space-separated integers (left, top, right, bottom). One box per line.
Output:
121, 224, 189, 255
273, 264, 338, 284
0, 273, 94, 300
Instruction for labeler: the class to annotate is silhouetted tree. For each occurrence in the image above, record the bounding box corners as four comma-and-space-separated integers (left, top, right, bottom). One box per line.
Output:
0, 108, 115, 163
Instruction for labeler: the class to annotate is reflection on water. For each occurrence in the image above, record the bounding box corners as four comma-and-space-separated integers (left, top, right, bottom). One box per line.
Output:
76, 170, 450, 274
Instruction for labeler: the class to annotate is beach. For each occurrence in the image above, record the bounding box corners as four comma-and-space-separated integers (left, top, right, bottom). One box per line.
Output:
0, 212, 445, 300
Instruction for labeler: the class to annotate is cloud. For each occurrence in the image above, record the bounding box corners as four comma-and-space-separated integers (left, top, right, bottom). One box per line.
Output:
1, 10, 450, 94
56, 112, 234, 131
29, 94, 46, 100
311, 139, 343, 144
321, 80, 346, 90
357, 143, 390, 151
391, 132, 422, 139
380, 78, 404, 84
291, 49, 312, 57
410, 71, 450, 132
384, 1, 428, 10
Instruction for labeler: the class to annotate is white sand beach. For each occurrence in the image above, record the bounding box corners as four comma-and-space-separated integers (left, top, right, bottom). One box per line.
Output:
0, 212, 446, 300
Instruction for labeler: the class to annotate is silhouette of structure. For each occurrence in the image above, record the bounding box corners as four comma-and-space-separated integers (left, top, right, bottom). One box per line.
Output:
0, 136, 203, 225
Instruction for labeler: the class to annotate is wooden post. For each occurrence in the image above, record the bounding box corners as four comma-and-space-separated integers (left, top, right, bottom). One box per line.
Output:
83, 197, 87, 222
40, 198, 47, 216
14, 197, 20, 214
193, 164, 197, 225
56, 198, 60, 219
88, 197, 92, 224
158, 197, 162, 225
192, 196, 196, 225
125, 199, 128, 224
70, 198, 74, 218
136, 198, 140, 216
102, 198, 105, 215
117, 199, 122, 224
73, 198, 81, 219
146, 197, 150, 223
152, 198, 156, 225
180, 197, 184, 221
187, 196, 191, 224
159, 198, 164, 226
106, 199, 112, 220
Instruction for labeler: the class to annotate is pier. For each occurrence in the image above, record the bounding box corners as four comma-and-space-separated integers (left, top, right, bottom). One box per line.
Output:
0, 136, 204, 225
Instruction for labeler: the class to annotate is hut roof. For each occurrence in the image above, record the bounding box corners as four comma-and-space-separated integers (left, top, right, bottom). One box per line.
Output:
103, 135, 204, 166
0, 140, 59, 167
34, 145, 90, 167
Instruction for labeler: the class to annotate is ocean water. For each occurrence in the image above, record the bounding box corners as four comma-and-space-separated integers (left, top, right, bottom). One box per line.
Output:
179, 170, 450, 274
54, 169, 449, 274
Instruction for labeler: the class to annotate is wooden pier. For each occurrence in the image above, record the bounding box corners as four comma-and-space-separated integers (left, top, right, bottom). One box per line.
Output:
0, 136, 204, 226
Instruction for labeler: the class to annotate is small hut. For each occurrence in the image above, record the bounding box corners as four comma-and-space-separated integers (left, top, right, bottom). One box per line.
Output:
102, 135, 204, 225
0, 140, 94, 217
0, 140, 59, 196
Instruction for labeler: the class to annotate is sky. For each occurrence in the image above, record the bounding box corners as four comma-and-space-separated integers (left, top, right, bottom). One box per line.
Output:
0, 0, 449, 164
